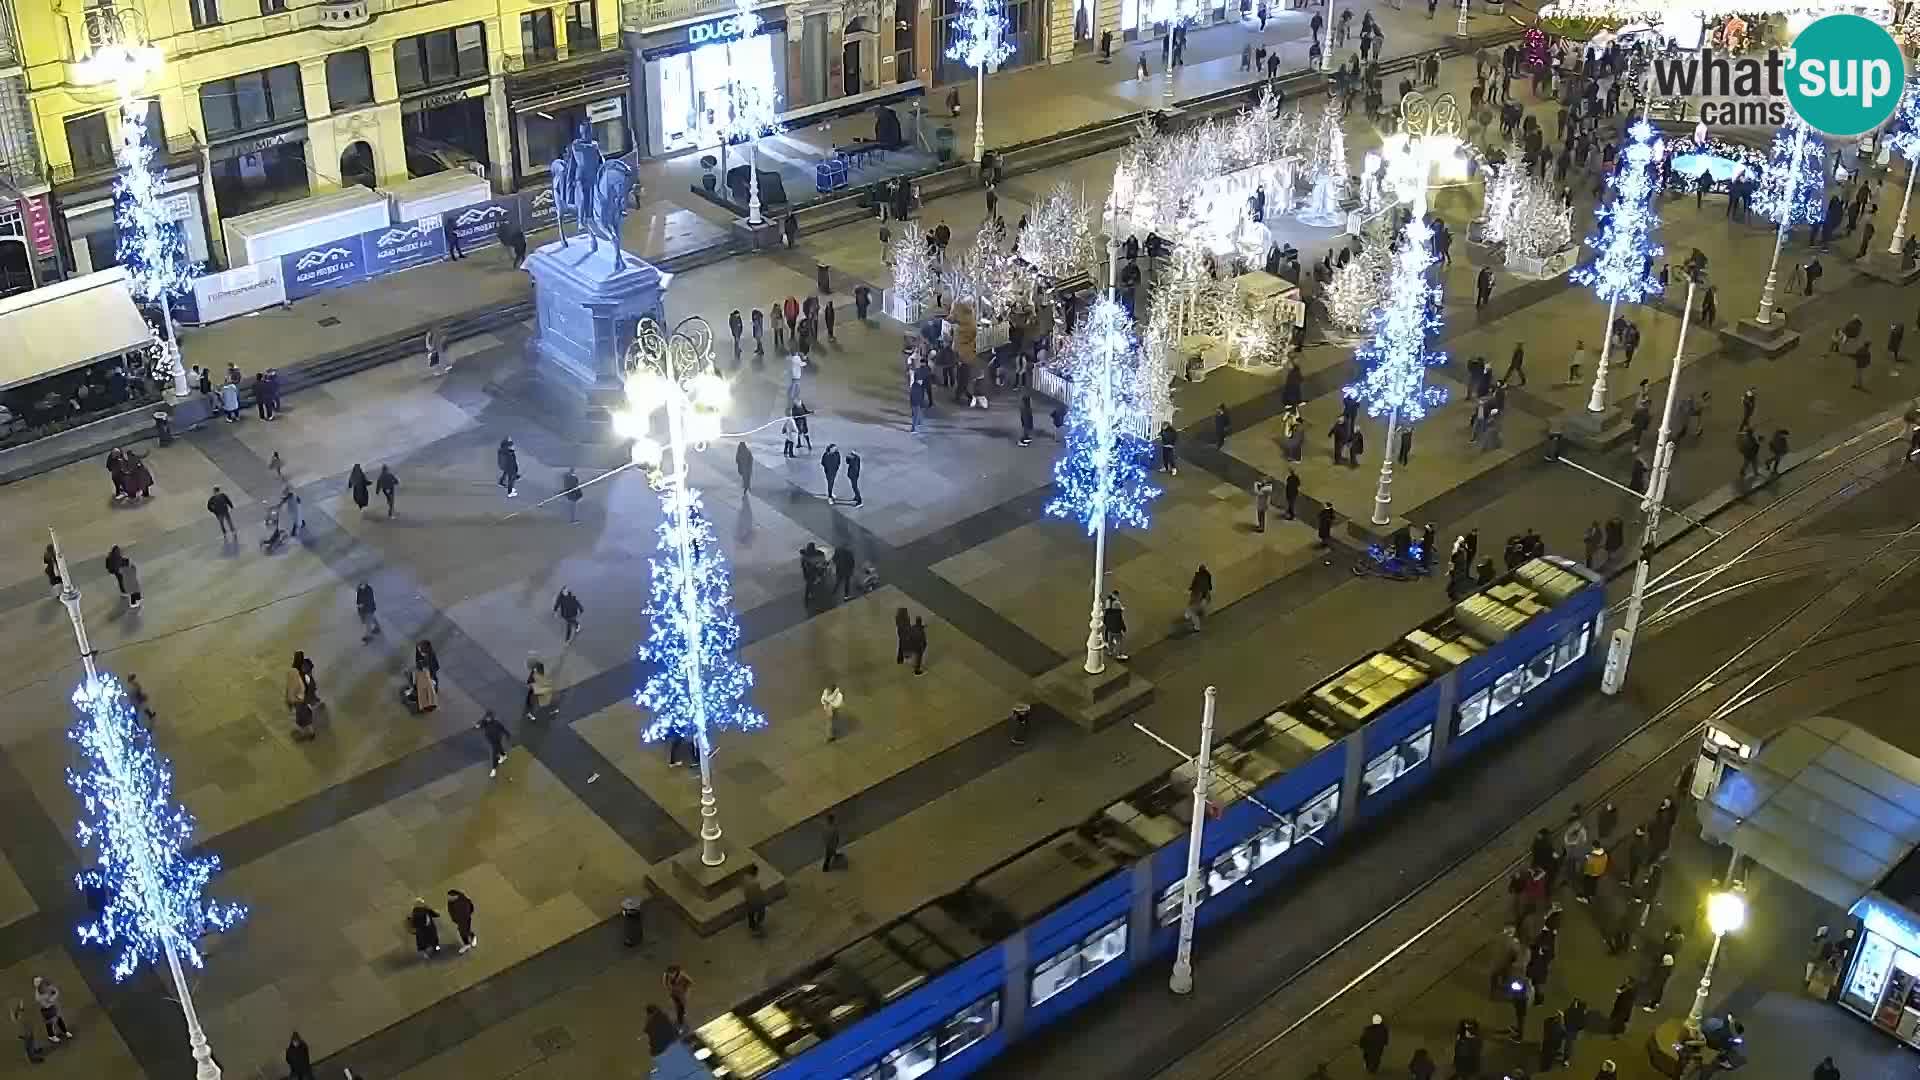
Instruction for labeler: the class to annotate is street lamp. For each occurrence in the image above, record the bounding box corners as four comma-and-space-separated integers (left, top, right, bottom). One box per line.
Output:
1169, 685, 1217, 995
945, 0, 1013, 165
719, 0, 782, 227
616, 318, 766, 867
1688, 888, 1747, 1033
1455, 0, 1469, 36
1884, 79, 1920, 257
1603, 250, 1705, 695
50, 529, 239, 1080
1753, 118, 1824, 327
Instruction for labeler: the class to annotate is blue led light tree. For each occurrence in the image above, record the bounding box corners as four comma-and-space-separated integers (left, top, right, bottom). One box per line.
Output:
945, 0, 1014, 164
1885, 77, 1920, 256
1345, 214, 1450, 525
116, 99, 196, 396
719, 0, 782, 225
618, 318, 764, 867
1752, 115, 1826, 326
1046, 295, 1162, 674
1570, 118, 1663, 413
47, 530, 241, 1080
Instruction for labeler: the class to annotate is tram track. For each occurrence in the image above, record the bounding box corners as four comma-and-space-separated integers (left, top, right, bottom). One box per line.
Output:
1156, 430, 1920, 1080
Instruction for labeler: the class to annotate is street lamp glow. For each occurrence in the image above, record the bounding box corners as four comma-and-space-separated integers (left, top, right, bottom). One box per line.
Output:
945, 0, 1014, 163
1707, 891, 1746, 935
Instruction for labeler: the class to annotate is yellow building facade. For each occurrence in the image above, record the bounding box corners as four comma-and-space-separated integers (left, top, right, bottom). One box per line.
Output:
21, 0, 621, 270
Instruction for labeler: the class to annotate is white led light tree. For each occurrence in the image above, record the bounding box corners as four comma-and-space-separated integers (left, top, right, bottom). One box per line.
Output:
1476, 139, 1525, 245
1346, 215, 1450, 525
1047, 296, 1165, 675
1505, 177, 1573, 267
1299, 102, 1349, 227
116, 100, 196, 397
887, 222, 942, 321
49, 528, 243, 1080
1751, 115, 1826, 326
945, 0, 1014, 165
1324, 236, 1390, 336
1570, 118, 1663, 413
1887, 77, 1920, 257
616, 319, 765, 867
720, 0, 782, 225
1019, 182, 1096, 284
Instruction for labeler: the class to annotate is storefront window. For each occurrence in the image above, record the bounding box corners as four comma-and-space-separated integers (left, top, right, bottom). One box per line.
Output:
938, 995, 999, 1060
893, 0, 916, 79
64, 112, 114, 174
934, 0, 1040, 84
200, 64, 305, 139
326, 49, 375, 111
395, 24, 488, 93
1457, 688, 1491, 737
1555, 622, 1591, 672
656, 32, 777, 153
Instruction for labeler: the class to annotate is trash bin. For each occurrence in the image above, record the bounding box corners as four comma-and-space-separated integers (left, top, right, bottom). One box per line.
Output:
621, 897, 644, 947
816, 261, 832, 294
152, 409, 173, 447
1009, 703, 1032, 746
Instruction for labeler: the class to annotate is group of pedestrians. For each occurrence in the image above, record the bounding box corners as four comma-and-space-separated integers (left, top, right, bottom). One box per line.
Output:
406, 889, 482, 960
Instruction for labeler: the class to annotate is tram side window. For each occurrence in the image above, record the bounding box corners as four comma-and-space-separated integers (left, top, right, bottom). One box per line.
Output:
1362, 726, 1434, 796
1490, 669, 1524, 715
1081, 918, 1126, 975
1295, 784, 1340, 839
1457, 688, 1491, 736
1520, 648, 1555, 693
938, 995, 1000, 1061
1031, 943, 1082, 1006
1156, 880, 1190, 926
1555, 621, 1592, 672
881, 1032, 938, 1080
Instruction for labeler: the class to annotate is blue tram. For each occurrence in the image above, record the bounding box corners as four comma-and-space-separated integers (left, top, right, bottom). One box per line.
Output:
664, 556, 1608, 1080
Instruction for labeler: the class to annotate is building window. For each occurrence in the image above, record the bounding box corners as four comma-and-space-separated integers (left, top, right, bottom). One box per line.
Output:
326, 49, 374, 111
935, 0, 1036, 83
259, 0, 287, 13
894, 0, 916, 79
521, 10, 557, 63
199, 64, 307, 139
395, 23, 489, 92
566, 1, 599, 51
189, 0, 220, 28
64, 111, 114, 174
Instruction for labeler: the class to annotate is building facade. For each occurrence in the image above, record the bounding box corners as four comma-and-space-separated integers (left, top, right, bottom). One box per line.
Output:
19, 0, 621, 273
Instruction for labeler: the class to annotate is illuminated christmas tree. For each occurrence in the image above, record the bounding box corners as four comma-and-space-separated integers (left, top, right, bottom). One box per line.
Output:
115, 99, 195, 392
1018, 182, 1095, 283
1299, 102, 1349, 226
1755, 115, 1827, 230
887, 222, 942, 320
1345, 214, 1450, 523
1505, 177, 1572, 263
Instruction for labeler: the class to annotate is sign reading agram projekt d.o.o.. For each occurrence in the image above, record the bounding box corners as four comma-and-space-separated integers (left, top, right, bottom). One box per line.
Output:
1784, 13, 1906, 137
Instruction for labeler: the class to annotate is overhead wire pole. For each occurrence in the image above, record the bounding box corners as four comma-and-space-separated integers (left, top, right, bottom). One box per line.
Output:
1169, 687, 1217, 996
50, 527, 229, 1080
1603, 254, 1704, 696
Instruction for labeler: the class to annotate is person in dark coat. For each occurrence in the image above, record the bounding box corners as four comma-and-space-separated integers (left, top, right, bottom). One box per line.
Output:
286, 1033, 315, 1080
447, 889, 477, 952
1214, 404, 1231, 449
845, 451, 863, 506
1452, 1019, 1483, 1078
409, 899, 442, 959
1408, 1048, 1436, 1080
833, 545, 857, 600
376, 465, 399, 517
824, 299, 837, 342
735, 442, 754, 492
1562, 998, 1589, 1064
645, 1004, 679, 1055
821, 444, 842, 500
1539, 1010, 1566, 1071
1359, 1015, 1390, 1073
1609, 976, 1639, 1032
496, 438, 520, 497
728, 309, 744, 356
904, 617, 928, 674
1285, 470, 1301, 519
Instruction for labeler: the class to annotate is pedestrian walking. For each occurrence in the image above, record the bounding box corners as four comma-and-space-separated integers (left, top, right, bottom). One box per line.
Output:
348, 465, 371, 511
822, 811, 846, 871
1408, 1048, 1436, 1080
905, 617, 928, 674
1739, 387, 1757, 430
1854, 342, 1873, 390
1214, 403, 1231, 449
376, 465, 399, 517
822, 443, 842, 500
1397, 427, 1413, 466
207, 486, 237, 539
1768, 429, 1790, 475
219, 376, 241, 421
845, 451, 863, 506
1102, 591, 1128, 659
562, 467, 583, 523
1582, 521, 1602, 568
833, 544, 856, 599
497, 438, 520, 497
477, 710, 510, 777
356, 582, 380, 641
1159, 421, 1179, 474
736, 442, 754, 492
822, 683, 844, 741
1504, 343, 1527, 385
1285, 469, 1301, 519
286, 1032, 314, 1080
1186, 564, 1214, 632
1738, 428, 1762, 480
1477, 266, 1495, 309
824, 299, 837, 342
1539, 1011, 1566, 1072
409, 899, 441, 959
742, 864, 768, 936
287, 654, 317, 739
791, 400, 814, 450
1359, 1015, 1390, 1074
119, 557, 143, 610
447, 889, 478, 952
1019, 394, 1035, 446
1643, 953, 1676, 1010
751, 308, 765, 355
29, 979, 68, 1044
425, 325, 446, 374
1891, 322, 1906, 363
1253, 477, 1273, 531
551, 586, 585, 642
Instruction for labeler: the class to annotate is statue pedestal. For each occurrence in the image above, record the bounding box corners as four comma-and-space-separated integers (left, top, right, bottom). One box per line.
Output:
524, 236, 671, 410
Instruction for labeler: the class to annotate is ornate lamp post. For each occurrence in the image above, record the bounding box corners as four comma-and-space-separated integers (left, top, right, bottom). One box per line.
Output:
615, 318, 765, 866
1753, 118, 1824, 327
946, 0, 1014, 165
1885, 78, 1920, 257
720, 0, 782, 226
1687, 888, 1747, 1032
1571, 119, 1663, 414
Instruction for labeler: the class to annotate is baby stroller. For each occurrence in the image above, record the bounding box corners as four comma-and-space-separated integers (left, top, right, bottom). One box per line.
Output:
260, 505, 286, 552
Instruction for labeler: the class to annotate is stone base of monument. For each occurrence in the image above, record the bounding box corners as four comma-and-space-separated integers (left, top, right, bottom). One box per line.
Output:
1860, 252, 1920, 285
1730, 315, 1801, 356
523, 236, 670, 417
732, 217, 781, 252
645, 845, 787, 935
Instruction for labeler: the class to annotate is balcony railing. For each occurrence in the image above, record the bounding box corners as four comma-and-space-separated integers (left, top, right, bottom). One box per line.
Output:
0, 0, 23, 71
82, 5, 147, 55
498, 33, 619, 75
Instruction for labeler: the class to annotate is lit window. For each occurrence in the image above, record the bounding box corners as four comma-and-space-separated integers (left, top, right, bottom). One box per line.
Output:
1363, 726, 1433, 796
1457, 688, 1491, 736
1295, 784, 1339, 839
1209, 845, 1251, 895
1030, 943, 1082, 1006
881, 1033, 937, 1080
938, 995, 999, 1060
1080, 918, 1126, 976
1554, 622, 1591, 672
1521, 648, 1554, 693
1251, 819, 1293, 867
1490, 669, 1524, 715
1156, 880, 1190, 926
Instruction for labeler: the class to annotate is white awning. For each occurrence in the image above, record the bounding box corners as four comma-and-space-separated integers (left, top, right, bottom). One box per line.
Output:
1699, 716, 1920, 910
0, 268, 154, 393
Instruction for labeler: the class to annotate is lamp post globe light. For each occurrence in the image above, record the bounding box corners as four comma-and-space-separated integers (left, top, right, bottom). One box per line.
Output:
720, 0, 782, 225
945, 0, 1014, 165
49, 529, 243, 1080
1885, 77, 1920, 257
1688, 888, 1747, 1033
615, 318, 766, 867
